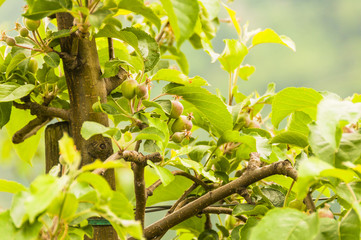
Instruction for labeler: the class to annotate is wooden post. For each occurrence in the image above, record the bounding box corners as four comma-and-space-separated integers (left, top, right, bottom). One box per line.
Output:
45, 121, 69, 174
45, 121, 117, 240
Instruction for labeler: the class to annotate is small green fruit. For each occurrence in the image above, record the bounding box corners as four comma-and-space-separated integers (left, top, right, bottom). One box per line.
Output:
288, 199, 305, 210
19, 27, 29, 37
121, 79, 138, 99
171, 115, 192, 133
24, 18, 41, 31
136, 82, 148, 99
318, 204, 334, 219
169, 100, 183, 119
171, 132, 185, 143
28, 58, 38, 73
5, 37, 16, 46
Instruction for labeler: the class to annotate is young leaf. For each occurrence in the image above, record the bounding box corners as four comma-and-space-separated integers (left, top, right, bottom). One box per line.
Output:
44, 52, 60, 68
167, 86, 233, 136
6, 107, 43, 164
249, 208, 319, 240
26, 175, 63, 222
122, 27, 160, 72
160, 0, 200, 47
147, 161, 175, 186
222, 3, 241, 36
6, 53, 27, 77
251, 29, 296, 51
271, 87, 323, 128
0, 179, 26, 193
81, 121, 119, 140
0, 101, 11, 128
218, 39, 248, 73
0, 83, 35, 102
117, 0, 161, 30
23, 0, 72, 19
77, 172, 112, 199
270, 131, 308, 148
152, 69, 209, 87
238, 65, 255, 81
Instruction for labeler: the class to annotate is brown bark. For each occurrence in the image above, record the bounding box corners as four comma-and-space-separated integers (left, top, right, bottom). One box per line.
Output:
55, 12, 116, 239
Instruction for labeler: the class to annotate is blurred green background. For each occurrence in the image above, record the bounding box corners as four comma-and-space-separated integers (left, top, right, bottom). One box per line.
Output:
0, 0, 360, 215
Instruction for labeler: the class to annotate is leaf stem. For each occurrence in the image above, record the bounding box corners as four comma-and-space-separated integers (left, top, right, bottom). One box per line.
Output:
283, 179, 295, 207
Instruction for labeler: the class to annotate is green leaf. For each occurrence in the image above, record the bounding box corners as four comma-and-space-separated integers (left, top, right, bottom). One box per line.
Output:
152, 69, 209, 87
294, 157, 333, 199
142, 99, 172, 115
173, 216, 206, 236
218, 39, 248, 73
270, 131, 308, 148
0, 83, 35, 102
10, 191, 30, 227
23, 0, 72, 19
122, 27, 160, 72
271, 87, 323, 128
233, 204, 269, 216
217, 130, 243, 147
0, 210, 42, 240
26, 175, 63, 222
166, 86, 233, 136
81, 121, 118, 140
44, 52, 60, 68
309, 125, 361, 167
117, 0, 161, 30
146, 175, 193, 206
249, 208, 319, 240
222, 3, 241, 36
251, 29, 296, 51
6, 107, 43, 164
314, 218, 338, 240
108, 191, 134, 220
59, 133, 81, 165
77, 172, 112, 199
160, 0, 200, 47
339, 209, 361, 240
0, 179, 26, 193
96, 24, 141, 58
6, 53, 27, 77
238, 65, 255, 81
199, 0, 220, 20
135, 127, 165, 142
287, 111, 312, 136
147, 161, 175, 186
89, 9, 112, 28
240, 217, 260, 240
167, 46, 189, 74
0, 101, 12, 128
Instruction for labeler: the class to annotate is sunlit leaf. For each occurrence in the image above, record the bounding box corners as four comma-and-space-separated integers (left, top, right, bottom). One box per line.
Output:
252, 29, 296, 51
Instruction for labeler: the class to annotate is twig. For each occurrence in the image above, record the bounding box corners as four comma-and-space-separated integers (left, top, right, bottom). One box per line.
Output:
146, 170, 211, 197
107, 37, 114, 60
167, 183, 198, 215
155, 21, 170, 43
304, 192, 316, 213
201, 207, 247, 222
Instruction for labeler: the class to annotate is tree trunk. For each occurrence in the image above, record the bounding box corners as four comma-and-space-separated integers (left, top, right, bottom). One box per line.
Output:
52, 12, 117, 239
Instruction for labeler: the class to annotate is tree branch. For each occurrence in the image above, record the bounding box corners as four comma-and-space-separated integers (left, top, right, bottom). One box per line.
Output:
105, 66, 128, 95
132, 162, 146, 228
12, 117, 51, 143
167, 183, 198, 215
13, 101, 70, 120
143, 159, 297, 239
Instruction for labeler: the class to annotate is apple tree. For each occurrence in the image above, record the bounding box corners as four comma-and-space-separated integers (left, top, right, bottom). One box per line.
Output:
0, 0, 361, 240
